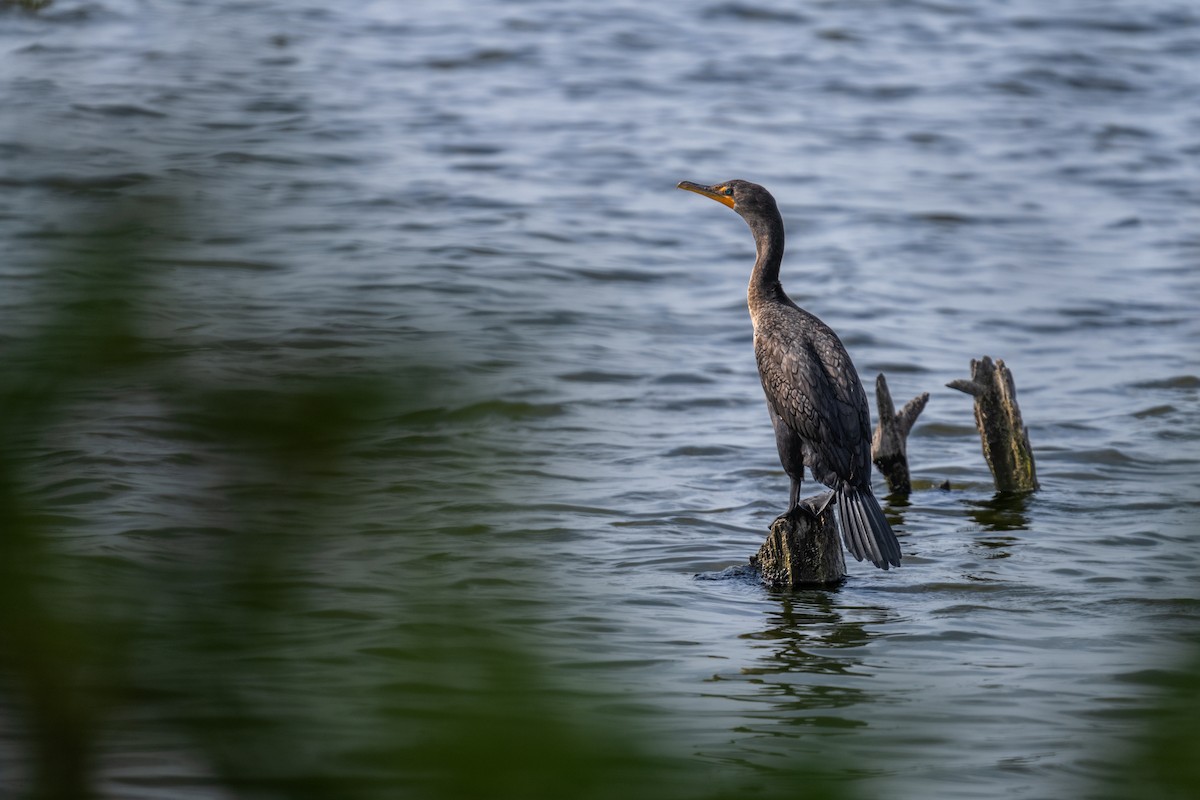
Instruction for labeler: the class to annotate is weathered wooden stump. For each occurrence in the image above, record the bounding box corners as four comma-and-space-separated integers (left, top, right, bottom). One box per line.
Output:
750, 493, 846, 588
947, 356, 1039, 492
870, 373, 929, 495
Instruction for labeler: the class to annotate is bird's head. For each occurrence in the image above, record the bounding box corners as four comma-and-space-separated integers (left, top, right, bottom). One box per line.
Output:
676, 179, 778, 221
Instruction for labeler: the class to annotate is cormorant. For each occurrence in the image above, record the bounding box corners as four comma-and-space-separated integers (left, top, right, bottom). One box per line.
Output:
677, 179, 902, 570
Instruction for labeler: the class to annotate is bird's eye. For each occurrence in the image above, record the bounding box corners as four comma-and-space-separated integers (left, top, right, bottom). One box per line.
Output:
723, 186, 733, 196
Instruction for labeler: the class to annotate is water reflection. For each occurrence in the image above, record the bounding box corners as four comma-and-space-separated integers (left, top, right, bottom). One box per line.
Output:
880, 494, 910, 532
706, 591, 890, 771
736, 592, 880, 698
758, 593, 877, 651
965, 491, 1033, 534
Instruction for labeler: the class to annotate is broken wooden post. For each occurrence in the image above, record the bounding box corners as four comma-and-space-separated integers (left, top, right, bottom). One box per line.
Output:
750, 493, 845, 588
947, 356, 1039, 492
871, 373, 929, 495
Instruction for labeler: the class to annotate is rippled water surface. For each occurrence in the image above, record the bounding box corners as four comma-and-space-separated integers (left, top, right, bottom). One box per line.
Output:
2, 1, 1200, 798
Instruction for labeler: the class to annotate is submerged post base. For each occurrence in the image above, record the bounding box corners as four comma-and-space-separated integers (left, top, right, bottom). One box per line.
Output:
750, 494, 846, 589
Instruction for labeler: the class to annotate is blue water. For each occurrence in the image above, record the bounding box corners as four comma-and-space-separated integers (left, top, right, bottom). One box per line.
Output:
2, 1, 1199, 798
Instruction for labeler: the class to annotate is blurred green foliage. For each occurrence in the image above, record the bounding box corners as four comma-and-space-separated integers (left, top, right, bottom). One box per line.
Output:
0, 202, 852, 800
1, 201, 1197, 800
1093, 645, 1200, 800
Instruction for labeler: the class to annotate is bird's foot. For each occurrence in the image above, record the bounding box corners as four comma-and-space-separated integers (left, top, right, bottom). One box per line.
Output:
772, 503, 819, 529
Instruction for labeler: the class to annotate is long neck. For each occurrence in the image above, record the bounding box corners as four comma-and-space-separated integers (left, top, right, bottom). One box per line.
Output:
745, 211, 785, 309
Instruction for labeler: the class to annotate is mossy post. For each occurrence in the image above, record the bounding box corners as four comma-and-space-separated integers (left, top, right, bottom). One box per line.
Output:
751, 493, 846, 588
871, 373, 929, 495
947, 356, 1039, 492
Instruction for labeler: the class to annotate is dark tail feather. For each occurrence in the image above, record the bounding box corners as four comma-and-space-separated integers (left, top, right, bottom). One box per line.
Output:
836, 486, 902, 570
